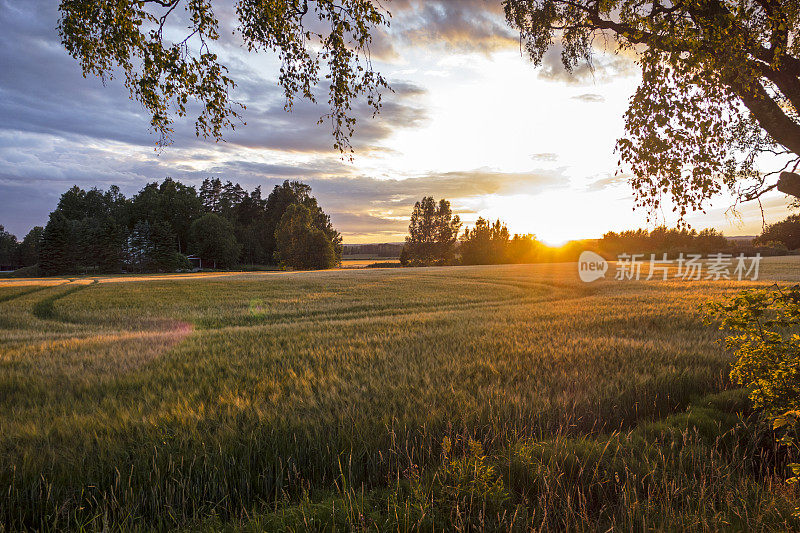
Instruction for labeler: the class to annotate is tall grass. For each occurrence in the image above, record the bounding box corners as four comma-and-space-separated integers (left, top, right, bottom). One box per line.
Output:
0, 260, 798, 530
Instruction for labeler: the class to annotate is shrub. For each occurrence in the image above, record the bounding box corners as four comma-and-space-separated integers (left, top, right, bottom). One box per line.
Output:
708, 286, 800, 416
708, 286, 800, 516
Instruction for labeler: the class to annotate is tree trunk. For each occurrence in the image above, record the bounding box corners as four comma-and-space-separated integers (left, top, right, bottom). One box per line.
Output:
778, 172, 800, 199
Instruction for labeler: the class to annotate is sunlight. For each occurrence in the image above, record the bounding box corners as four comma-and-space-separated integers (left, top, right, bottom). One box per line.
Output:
475, 190, 650, 244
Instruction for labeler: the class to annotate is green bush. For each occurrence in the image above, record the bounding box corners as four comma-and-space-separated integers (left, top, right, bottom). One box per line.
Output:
7, 264, 42, 278
707, 286, 800, 415
708, 286, 800, 517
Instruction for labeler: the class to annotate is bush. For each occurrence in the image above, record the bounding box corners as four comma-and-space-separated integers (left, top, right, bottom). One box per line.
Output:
708, 286, 800, 517
708, 287, 800, 415
7, 264, 42, 278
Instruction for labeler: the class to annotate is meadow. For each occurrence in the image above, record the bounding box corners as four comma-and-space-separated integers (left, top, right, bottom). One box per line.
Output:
1, 260, 799, 531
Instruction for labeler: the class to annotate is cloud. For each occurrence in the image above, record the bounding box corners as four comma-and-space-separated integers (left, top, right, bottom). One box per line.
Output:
375, 0, 516, 56
537, 42, 638, 85
0, 133, 568, 241
0, 0, 615, 243
585, 173, 630, 192
571, 93, 605, 103
303, 169, 570, 239
0, 1, 428, 155
224, 81, 428, 153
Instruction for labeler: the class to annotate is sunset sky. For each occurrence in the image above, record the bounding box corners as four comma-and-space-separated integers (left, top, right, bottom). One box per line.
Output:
0, 0, 795, 245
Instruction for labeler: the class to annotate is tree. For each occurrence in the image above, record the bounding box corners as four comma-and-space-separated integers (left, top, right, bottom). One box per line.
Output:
128, 220, 154, 272
130, 178, 202, 253
150, 220, 180, 271
274, 203, 339, 270
95, 218, 129, 272
232, 187, 269, 265
38, 185, 131, 275
708, 287, 800, 416
754, 213, 800, 250
188, 213, 242, 269
507, 234, 541, 264
17, 227, 44, 267
0, 226, 18, 269
504, 1, 800, 217
400, 197, 462, 266
460, 218, 511, 265
40, 212, 77, 275
57, 0, 389, 151
263, 180, 342, 263
200, 178, 224, 214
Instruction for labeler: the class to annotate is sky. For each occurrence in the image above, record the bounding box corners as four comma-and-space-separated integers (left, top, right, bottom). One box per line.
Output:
0, 0, 795, 245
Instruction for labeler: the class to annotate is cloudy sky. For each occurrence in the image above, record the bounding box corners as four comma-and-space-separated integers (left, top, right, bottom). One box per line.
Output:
0, 0, 795, 244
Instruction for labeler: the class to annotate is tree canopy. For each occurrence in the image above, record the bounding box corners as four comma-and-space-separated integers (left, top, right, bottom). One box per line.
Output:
57, 0, 389, 151
754, 213, 800, 249
21, 178, 339, 275
460, 218, 511, 265
504, 0, 800, 216
274, 203, 339, 269
400, 197, 462, 266
189, 213, 242, 269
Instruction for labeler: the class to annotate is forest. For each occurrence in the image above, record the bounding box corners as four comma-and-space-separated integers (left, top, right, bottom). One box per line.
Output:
0, 179, 342, 274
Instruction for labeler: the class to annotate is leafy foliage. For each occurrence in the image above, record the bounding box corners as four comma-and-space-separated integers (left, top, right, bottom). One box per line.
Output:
708, 284, 800, 515
189, 213, 242, 268
460, 218, 511, 265
130, 178, 203, 254
504, 0, 800, 217
708, 285, 800, 415
262, 180, 342, 263
755, 213, 800, 250
0, 226, 17, 269
773, 410, 800, 518
57, 0, 390, 151
274, 203, 339, 269
400, 197, 461, 266
22, 178, 340, 274
601, 226, 733, 256
39, 186, 129, 275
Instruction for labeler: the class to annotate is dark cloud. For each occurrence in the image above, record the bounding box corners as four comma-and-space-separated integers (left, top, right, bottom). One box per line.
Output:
225, 81, 428, 153
0, 1, 427, 154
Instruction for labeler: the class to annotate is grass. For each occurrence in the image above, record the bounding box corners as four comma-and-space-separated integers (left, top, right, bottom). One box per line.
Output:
0, 260, 798, 531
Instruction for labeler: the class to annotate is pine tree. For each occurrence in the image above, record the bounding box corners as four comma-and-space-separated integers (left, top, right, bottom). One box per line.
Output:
128, 220, 153, 272
40, 213, 77, 275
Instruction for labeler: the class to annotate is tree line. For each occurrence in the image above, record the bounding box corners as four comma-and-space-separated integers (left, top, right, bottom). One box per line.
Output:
0, 179, 341, 275
399, 197, 544, 266
399, 197, 800, 267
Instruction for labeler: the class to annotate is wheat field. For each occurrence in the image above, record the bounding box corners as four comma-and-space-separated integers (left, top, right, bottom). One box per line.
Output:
1, 259, 799, 531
